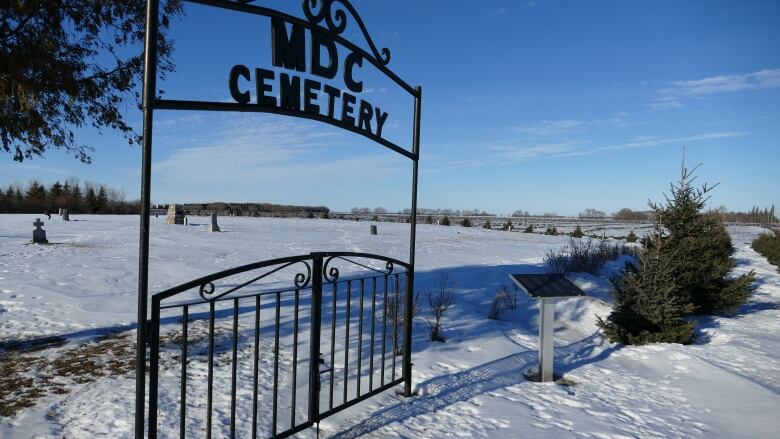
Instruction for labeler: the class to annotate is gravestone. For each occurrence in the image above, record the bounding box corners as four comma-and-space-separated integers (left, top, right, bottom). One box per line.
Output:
166, 204, 185, 225
61, 209, 70, 221
209, 213, 221, 232
184, 216, 189, 226
58, 208, 62, 216
32, 218, 48, 244
370, 225, 378, 235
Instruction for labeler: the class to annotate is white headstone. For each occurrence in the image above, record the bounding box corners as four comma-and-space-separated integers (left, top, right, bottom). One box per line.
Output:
209, 213, 221, 232
32, 218, 48, 244
61, 208, 70, 221
58, 208, 63, 216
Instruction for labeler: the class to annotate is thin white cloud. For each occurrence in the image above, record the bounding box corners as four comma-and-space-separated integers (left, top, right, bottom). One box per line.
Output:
512, 118, 635, 136
429, 131, 746, 172
670, 69, 780, 95
649, 96, 683, 110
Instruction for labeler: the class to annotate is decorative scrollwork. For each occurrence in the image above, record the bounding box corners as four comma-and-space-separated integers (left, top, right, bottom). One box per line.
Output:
323, 255, 399, 284
303, 0, 391, 65
197, 260, 312, 302
385, 260, 394, 274
199, 282, 217, 301
323, 256, 341, 283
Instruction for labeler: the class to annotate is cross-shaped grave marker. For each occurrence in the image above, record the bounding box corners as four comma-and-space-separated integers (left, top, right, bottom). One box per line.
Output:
32, 218, 49, 244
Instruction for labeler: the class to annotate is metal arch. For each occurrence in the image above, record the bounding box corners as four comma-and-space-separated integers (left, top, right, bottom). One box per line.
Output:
154, 98, 417, 161
182, 0, 418, 98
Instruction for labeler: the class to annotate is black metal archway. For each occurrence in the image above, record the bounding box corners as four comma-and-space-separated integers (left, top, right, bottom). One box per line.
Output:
135, 1, 421, 437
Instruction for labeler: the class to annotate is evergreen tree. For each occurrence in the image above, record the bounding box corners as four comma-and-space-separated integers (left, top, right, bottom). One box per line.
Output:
626, 230, 638, 243
85, 186, 98, 213
425, 215, 434, 224
483, 219, 492, 229
502, 220, 513, 231
96, 186, 108, 213
460, 217, 472, 227
599, 165, 755, 345
70, 183, 83, 212
441, 215, 451, 226
49, 181, 63, 199
544, 226, 558, 236
597, 243, 696, 345
650, 168, 754, 314
570, 225, 584, 238
523, 224, 534, 233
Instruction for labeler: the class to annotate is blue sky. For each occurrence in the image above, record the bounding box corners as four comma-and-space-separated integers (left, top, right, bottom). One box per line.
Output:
2, 0, 779, 215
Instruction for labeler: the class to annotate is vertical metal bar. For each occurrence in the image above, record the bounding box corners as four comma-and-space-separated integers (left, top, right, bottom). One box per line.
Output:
308, 254, 323, 423
291, 289, 300, 429
148, 300, 160, 438
252, 295, 260, 439
206, 301, 215, 439
272, 292, 281, 436
230, 298, 239, 439
357, 278, 364, 396
539, 298, 555, 382
135, 1, 159, 437
180, 305, 188, 439
343, 280, 352, 404
369, 277, 377, 391
392, 274, 399, 382
329, 282, 337, 410
381, 275, 388, 385
403, 86, 423, 397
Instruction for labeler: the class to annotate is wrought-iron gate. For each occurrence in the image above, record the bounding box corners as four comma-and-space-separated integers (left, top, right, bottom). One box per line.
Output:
146, 252, 412, 438
135, 1, 422, 437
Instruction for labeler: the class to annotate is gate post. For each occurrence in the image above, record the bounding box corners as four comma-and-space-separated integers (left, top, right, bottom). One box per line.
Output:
308, 253, 324, 423
403, 86, 422, 397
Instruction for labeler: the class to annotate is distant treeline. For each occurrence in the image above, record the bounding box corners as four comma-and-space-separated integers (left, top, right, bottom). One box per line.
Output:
717, 206, 777, 224
170, 202, 330, 216
0, 179, 139, 214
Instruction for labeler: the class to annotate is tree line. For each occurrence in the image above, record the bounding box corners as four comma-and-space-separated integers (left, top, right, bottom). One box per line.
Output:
0, 179, 139, 214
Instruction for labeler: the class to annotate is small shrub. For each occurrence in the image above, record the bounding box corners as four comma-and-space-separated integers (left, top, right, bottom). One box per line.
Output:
752, 230, 780, 271
503, 220, 513, 231
425, 215, 434, 224
488, 292, 506, 320
321, 211, 329, 219
460, 217, 472, 227
371, 215, 379, 221
545, 238, 637, 274
426, 272, 456, 342
306, 212, 315, 219
487, 285, 519, 319
544, 226, 558, 236
483, 219, 492, 229
570, 225, 584, 238
523, 224, 534, 233
441, 215, 451, 226
382, 283, 420, 355
626, 230, 638, 243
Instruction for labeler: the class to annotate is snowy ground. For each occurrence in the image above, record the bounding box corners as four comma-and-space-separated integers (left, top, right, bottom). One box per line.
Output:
1, 215, 778, 438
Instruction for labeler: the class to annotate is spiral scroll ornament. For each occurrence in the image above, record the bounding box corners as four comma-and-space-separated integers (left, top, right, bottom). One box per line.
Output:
199, 282, 217, 301
302, 0, 391, 65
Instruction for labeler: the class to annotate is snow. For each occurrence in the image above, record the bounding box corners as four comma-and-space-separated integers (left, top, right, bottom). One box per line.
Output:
1, 215, 779, 438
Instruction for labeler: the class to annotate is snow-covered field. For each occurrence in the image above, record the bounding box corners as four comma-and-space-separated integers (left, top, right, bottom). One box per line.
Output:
1, 215, 778, 438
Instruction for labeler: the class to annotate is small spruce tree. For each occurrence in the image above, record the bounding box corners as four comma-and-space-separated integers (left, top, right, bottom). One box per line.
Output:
425, 215, 434, 224
523, 224, 534, 233
483, 219, 492, 229
544, 226, 558, 236
502, 220, 513, 231
460, 217, 472, 227
626, 230, 638, 243
570, 225, 584, 238
441, 215, 451, 226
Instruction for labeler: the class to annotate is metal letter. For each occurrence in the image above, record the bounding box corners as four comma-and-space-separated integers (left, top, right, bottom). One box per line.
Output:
256, 67, 277, 107
229, 65, 251, 104
280, 73, 302, 111
322, 84, 341, 119
304, 79, 322, 114
375, 107, 389, 138
341, 92, 356, 126
271, 17, 306, 72
344, 52, 364, 93
311, 31, 339, 79
357, 99, 373, 133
